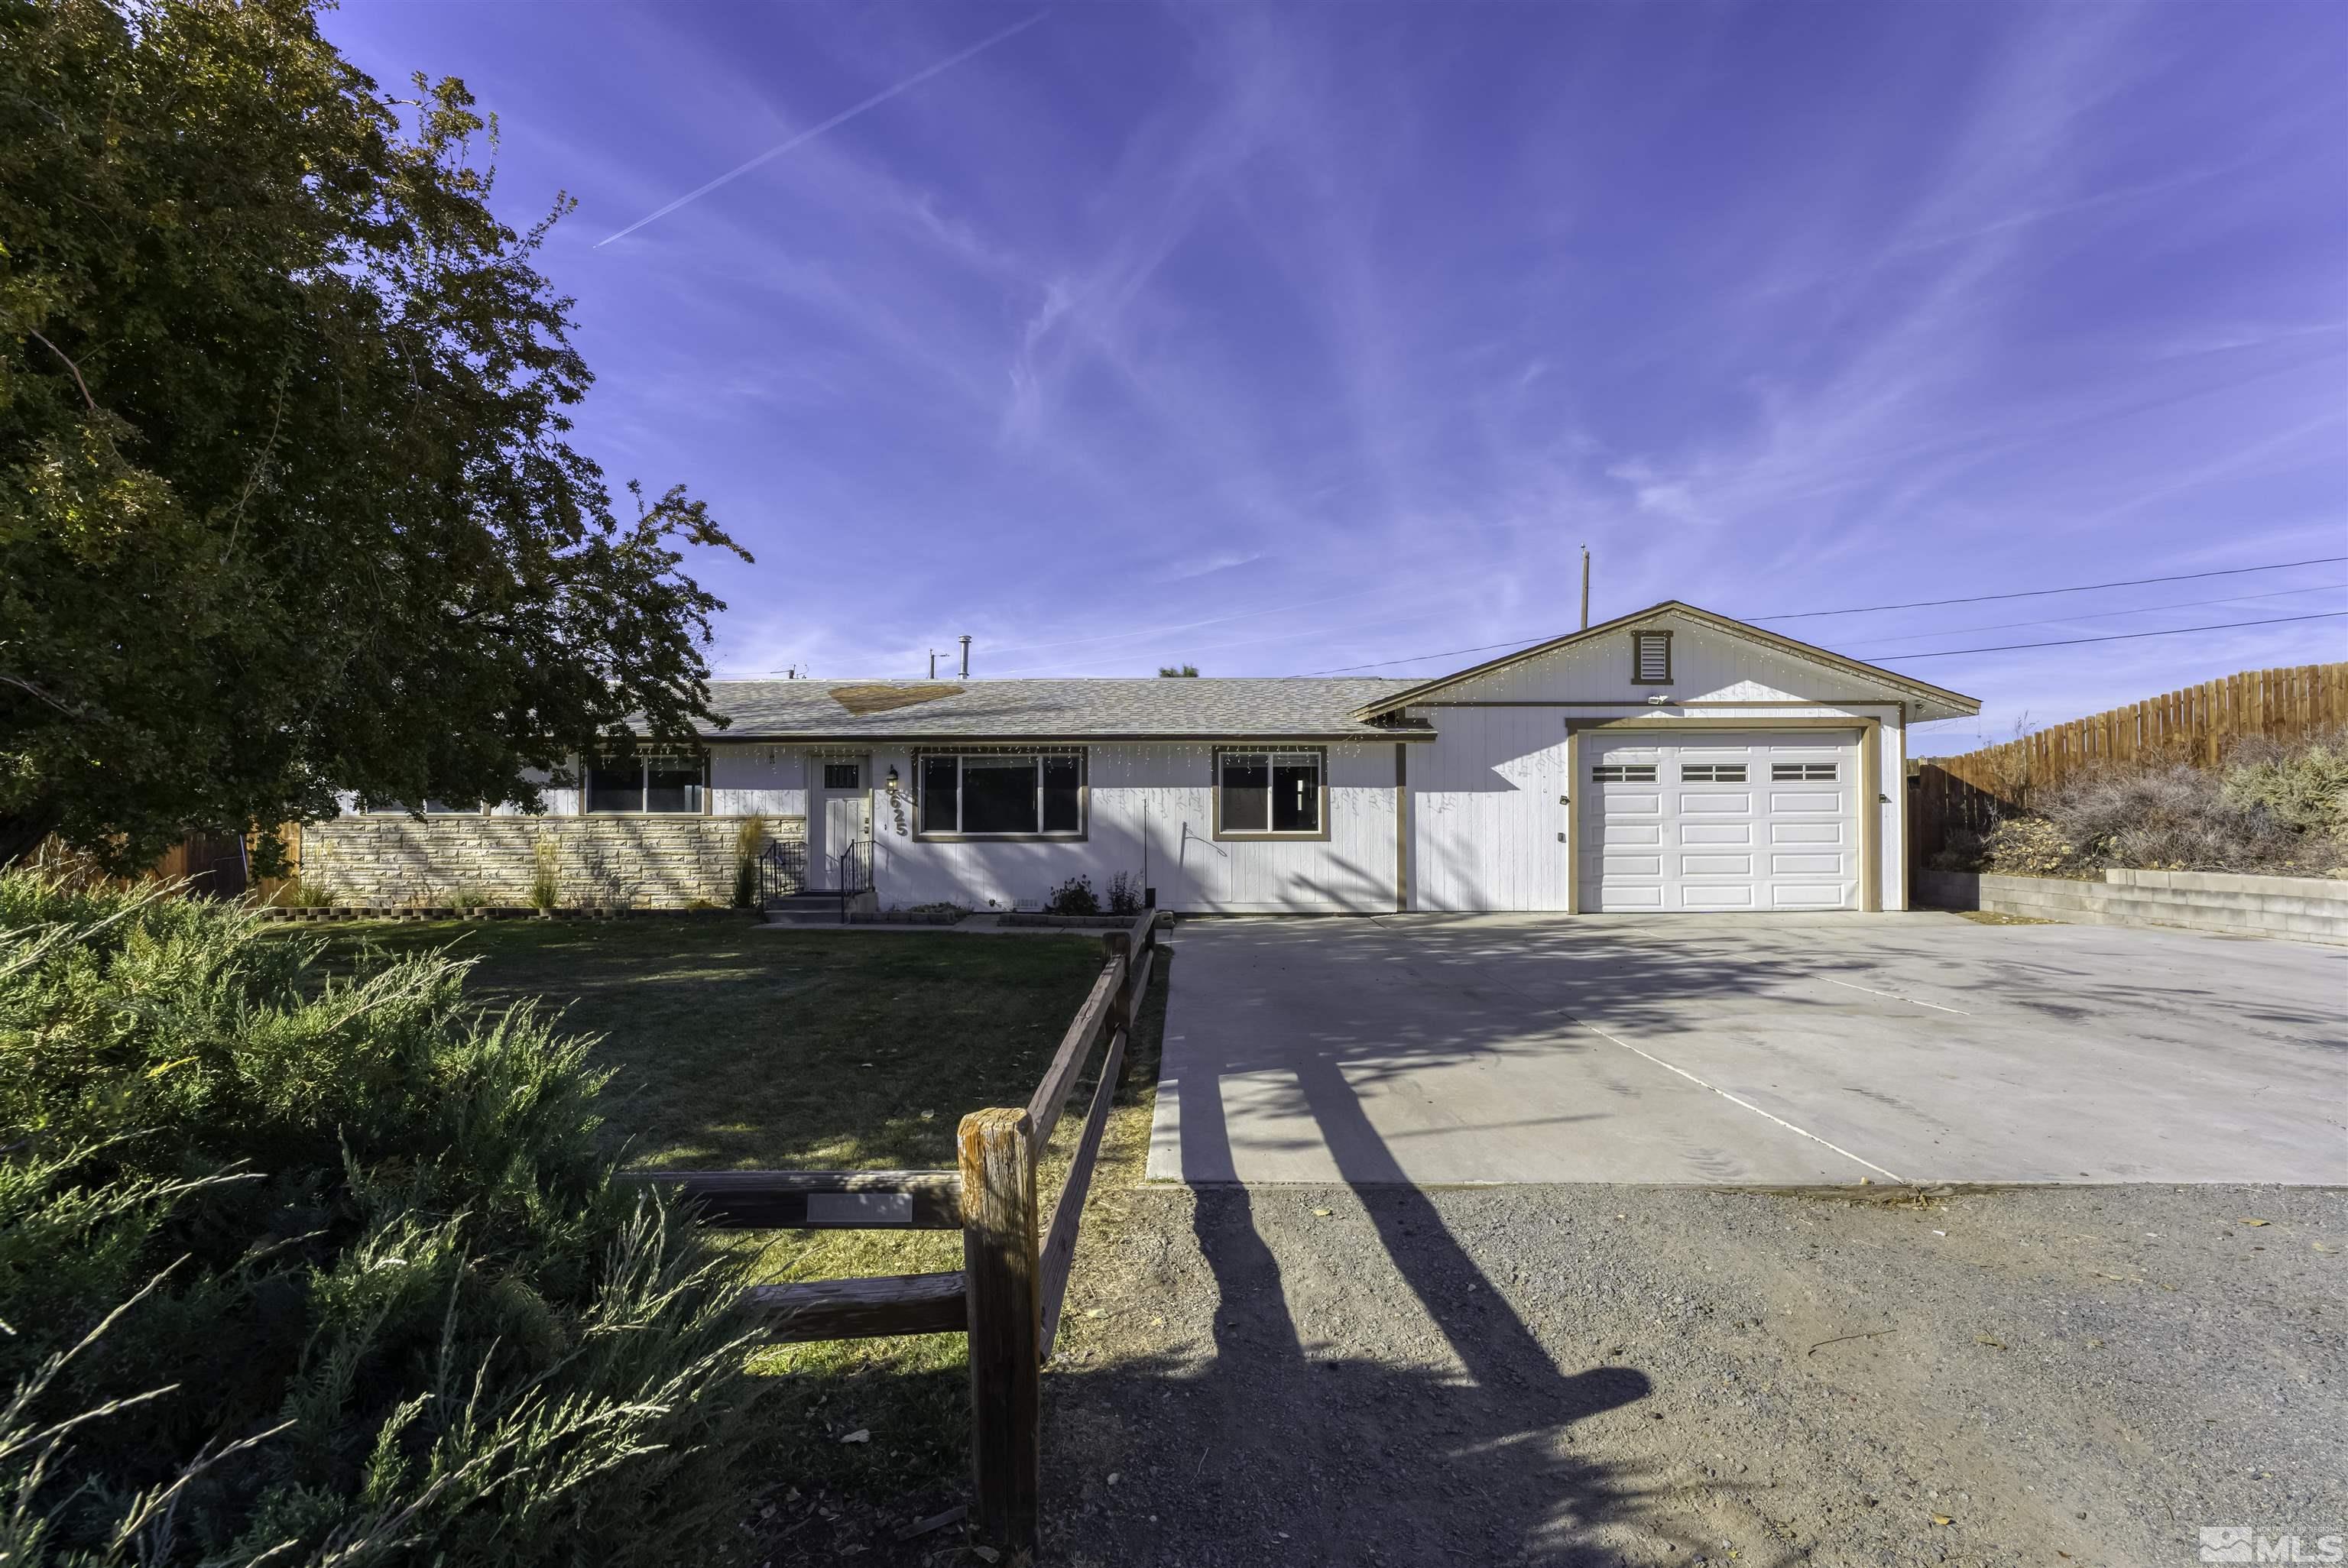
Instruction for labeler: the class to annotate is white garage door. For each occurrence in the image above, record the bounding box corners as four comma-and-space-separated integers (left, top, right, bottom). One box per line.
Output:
1578, 730, 1859, 912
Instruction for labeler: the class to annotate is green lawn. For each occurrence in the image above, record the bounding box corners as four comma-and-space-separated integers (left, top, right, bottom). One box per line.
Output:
328, 917, 1109, 1171
313, 915, 1172, 1537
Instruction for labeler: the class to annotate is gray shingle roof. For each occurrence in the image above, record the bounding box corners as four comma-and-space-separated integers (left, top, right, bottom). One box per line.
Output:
699, 678, 1422, 740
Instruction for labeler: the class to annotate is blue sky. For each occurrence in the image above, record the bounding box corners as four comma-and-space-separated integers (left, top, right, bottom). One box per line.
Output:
325, 0, 2347, 751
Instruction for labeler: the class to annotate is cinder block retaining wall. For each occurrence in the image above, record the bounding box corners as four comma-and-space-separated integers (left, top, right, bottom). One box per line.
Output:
300, 816, 807, 910
1918, 867, 2348, 945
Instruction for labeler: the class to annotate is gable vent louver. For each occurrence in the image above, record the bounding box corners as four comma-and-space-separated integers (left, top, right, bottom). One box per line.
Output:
1631, 630, 1673, 685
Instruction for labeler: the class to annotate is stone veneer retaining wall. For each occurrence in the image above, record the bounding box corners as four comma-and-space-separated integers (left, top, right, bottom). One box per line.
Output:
1918, 867, 2348, 946
300, 815, 808, 910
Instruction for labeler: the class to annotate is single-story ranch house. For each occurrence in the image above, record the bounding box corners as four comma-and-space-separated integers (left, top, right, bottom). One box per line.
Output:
300, 602, 1980, 915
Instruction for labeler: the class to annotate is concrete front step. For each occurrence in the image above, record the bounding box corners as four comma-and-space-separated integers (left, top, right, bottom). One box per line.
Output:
764, 889, 880, 918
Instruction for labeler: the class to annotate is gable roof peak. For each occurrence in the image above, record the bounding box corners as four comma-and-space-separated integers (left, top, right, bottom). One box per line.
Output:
1351, 598, 1980, 720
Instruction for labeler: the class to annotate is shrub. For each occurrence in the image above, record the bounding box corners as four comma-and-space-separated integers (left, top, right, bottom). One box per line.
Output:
0, 872, 761, 1566
2222, 732, 2348, 838
731, 816, 765, 910
1104, 871, 1143, 917
1043, 875, 1099, 916
2035, 762, 2307, 873
271, 876, 338, 909
528, 835, 562, 913
443, 877, 501, 909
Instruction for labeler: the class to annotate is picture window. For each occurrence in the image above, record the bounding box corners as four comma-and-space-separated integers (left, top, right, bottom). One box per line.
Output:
916, 753, 1085, 837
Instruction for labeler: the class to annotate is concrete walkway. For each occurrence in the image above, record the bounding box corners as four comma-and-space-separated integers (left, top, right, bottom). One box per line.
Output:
1146, 912, 2348, 1186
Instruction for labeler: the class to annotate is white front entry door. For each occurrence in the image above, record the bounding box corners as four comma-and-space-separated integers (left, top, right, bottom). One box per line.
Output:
1578, 730, 1860, 912
809, 757, 868, 888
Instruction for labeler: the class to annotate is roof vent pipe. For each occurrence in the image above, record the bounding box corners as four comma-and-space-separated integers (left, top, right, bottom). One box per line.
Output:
958, 634, 971, 679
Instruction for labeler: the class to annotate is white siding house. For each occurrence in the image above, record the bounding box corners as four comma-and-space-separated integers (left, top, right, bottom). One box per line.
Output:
304, 603, 1977, 915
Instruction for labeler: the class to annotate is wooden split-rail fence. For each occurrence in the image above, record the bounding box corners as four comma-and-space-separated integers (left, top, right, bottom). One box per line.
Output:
624, 909, 1162, 1554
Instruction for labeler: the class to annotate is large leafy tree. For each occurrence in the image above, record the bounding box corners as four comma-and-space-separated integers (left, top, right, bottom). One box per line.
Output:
0, 0, 750, 871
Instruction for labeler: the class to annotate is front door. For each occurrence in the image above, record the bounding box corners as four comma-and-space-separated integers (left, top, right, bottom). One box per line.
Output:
810, 757, 869, 888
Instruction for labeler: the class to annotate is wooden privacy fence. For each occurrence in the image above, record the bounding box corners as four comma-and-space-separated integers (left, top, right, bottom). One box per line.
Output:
1910, 662, 2348, 867
622, 909, 1162, 1554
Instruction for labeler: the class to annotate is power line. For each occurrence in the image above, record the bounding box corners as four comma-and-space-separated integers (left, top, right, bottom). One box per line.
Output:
1308, 633, 1556, 676
1858, 610, 2348, 661
1843, 581, 2348, 647
1749, 554, 2348, 621
1301, 552, 2348, 675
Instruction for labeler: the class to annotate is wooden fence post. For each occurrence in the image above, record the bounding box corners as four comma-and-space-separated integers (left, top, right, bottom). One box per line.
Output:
1101, 929, 1133, 1032
960, 1107, 1040, 1553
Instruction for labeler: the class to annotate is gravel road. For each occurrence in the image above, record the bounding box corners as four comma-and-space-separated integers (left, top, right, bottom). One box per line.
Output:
1029, 1181, 2345, 1568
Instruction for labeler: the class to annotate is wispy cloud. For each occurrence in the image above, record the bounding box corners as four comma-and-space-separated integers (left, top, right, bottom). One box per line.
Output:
323, 0, 2348, 720
595, 13, 1046, 247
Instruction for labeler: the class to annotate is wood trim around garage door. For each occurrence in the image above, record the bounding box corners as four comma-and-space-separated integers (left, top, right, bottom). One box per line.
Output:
1562, 717, 1883, 914
1896, 701, 1911, 915
1564, 728, 1582, 915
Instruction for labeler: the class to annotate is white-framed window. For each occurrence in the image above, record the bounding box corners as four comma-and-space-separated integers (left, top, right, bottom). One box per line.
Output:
586, 755, 705, 813
1215, 748, 1324, 837
916, 750, 1085, 838
1631, 630, 1672, 684
1771, 762, 1839, 782
1591, 763, 1659, 782
1680, 763, 1746, 782
822, 762, 862, 791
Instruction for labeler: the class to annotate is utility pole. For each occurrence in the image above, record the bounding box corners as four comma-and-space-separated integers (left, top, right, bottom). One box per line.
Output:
929, 650, 939, 679
1580, 546, 1591, 630
958, 634, 972, 679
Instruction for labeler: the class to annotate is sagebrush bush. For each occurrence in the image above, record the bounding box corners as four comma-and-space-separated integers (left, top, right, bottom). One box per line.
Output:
1961, 739, 2348, 877
2031, 762, 2286, 872
0, 873, 761, 1566
2222, 731, 2348, 839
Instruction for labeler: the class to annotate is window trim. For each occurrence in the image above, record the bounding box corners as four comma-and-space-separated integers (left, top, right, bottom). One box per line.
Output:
583, 752, 711, 815
359, 798, 488, 817
1679, 763, 1747, 782
910, 747, 1088, 842
1630, 629, 1673, 685
1590, 763, 1659, 783
1211, 745, 1331, 843
1770, 762, 1841, 782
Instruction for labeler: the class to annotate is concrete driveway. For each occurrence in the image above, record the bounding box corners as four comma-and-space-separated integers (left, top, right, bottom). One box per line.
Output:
1146, 912, 2347, 1185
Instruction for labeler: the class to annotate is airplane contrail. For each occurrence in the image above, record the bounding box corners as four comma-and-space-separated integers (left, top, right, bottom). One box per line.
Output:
597, 12, 1046, 248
